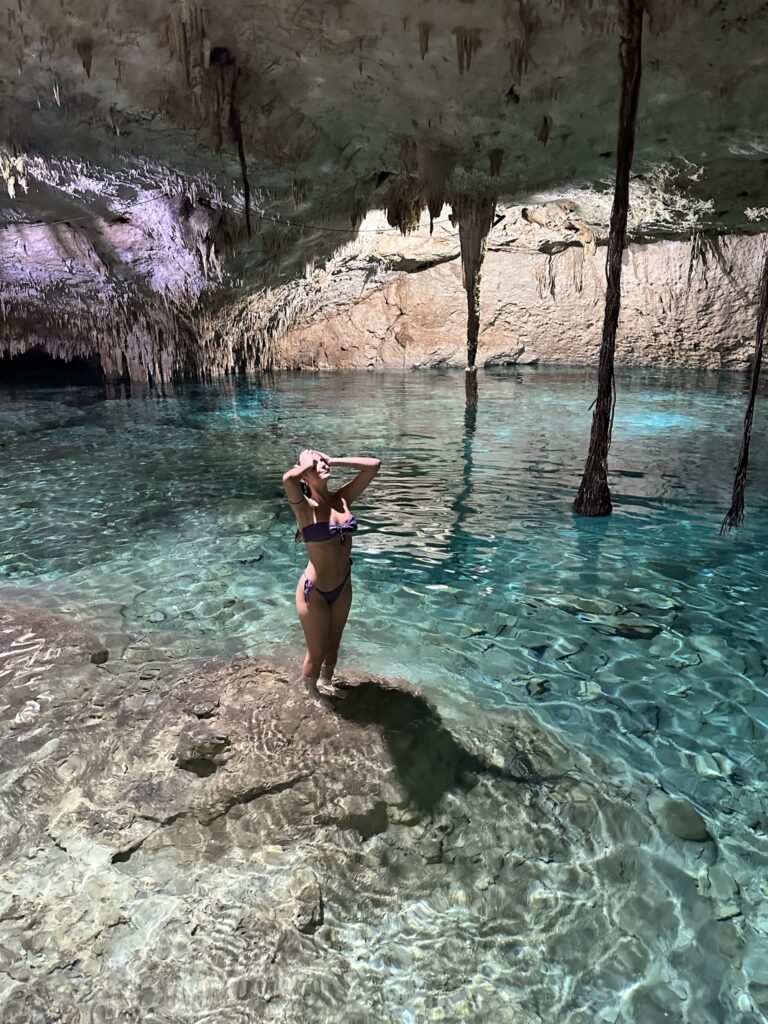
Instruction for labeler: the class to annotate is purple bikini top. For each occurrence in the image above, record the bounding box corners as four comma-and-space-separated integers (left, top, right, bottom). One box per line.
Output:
301, 516, 358, 544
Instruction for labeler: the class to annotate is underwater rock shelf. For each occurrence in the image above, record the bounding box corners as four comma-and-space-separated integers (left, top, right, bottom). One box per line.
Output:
0, 601, 756, 1022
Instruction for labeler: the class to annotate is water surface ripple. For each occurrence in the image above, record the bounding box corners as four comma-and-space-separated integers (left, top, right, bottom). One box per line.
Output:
1, 366, 767, 1022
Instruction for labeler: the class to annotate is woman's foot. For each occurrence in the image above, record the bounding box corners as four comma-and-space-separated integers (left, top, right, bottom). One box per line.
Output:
316, 672, 351, 700
302, 675, 334, 709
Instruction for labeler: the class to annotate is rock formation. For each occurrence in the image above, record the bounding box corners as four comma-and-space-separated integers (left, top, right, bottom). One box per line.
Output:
248, 211, 768, 371
1, 1, 768, 379
2, 600, 762, 1022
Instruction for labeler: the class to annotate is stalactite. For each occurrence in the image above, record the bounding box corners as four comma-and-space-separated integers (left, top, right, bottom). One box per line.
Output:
167, 0, 210, 117
573, 0, 644, 518
401, 136, 418, 175
210, 47, 251, 239
167, 5, 250, 237
535, 115, 552, 144
292, 177, 309, 208
349, 194, 367, 229
386, 177, 426, 235
452, 27, 482, 74
721, 250, 768, 532
454, 191, 496, 372
0, 152, 27, 198
489, 148, 503, 177
505, 0, 540, 84
75, 38, 93, 77
420, 148, 455, 234
418, 22, 431, 59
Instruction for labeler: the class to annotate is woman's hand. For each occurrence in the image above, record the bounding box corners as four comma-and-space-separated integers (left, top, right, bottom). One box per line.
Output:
298, 449, 316, 470
312, 448, 332, 465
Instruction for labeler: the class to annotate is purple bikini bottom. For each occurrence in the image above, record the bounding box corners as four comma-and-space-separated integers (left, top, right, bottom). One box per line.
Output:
303, 560, 353, 606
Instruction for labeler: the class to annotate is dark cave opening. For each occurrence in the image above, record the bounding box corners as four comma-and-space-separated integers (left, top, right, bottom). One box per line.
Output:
0, 349, 106, 387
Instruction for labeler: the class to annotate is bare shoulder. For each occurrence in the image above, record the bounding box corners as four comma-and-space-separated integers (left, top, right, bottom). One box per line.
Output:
289, 496, 315, 528
330, 493, 352, 521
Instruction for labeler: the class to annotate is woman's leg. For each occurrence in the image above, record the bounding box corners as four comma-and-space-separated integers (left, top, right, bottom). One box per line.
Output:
319, 578, 352, 688
296, 577, 330, 689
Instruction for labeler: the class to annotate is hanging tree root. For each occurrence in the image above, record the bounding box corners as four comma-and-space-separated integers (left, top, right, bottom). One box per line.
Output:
573, 0, 644, 517
721, 250, 768, 533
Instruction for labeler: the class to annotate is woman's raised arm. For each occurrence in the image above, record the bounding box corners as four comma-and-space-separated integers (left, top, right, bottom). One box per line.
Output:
282, 449, 314, 505
334, 455, 381, 504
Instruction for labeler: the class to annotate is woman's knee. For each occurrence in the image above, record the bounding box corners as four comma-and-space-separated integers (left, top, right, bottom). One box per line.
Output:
324, 641, 340, 664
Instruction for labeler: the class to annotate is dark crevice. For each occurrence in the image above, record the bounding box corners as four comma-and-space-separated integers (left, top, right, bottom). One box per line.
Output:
176, 756, 220, 777
205, 772, 311, 823
138, 771, 312, 833
387, 253, 460, 274
0, 350, 105, 387
111, 838, 148, 864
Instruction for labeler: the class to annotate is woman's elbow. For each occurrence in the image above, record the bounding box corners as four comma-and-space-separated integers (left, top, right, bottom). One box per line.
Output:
372, 458, 382, 473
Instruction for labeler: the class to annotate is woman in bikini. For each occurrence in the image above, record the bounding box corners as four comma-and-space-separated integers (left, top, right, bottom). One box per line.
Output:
283, 447, 381, 696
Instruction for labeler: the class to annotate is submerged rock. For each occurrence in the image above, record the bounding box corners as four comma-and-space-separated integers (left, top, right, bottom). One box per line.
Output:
648, 790, 713, 843
0, 606, 742, 1022
0, 603, 108, 668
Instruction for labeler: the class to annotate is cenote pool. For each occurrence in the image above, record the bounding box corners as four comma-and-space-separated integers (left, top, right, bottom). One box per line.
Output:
1, 365, 767, 1023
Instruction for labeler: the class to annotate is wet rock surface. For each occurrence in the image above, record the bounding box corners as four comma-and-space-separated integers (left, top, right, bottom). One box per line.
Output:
0, 602, 108, 669
648, 790, 712, 843
0, 601, 763, 1023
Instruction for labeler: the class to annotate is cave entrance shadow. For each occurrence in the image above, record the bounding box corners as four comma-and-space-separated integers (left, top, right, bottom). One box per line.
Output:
332, 683, 484, 814
0, 349, 105, 387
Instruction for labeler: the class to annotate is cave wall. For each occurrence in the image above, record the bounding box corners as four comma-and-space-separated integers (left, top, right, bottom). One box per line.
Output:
2, 2, 768, 381
3, 227, 767, 380
270, 233, 768, 372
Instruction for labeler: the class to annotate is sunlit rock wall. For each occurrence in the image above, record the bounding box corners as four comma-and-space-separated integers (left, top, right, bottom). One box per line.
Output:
271, 232, 768, 371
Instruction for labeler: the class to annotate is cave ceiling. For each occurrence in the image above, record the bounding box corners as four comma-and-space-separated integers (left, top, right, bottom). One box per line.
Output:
1, 0, 768, 365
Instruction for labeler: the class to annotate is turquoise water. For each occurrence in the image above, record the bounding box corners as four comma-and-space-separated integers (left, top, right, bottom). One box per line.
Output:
2, 366, 768, 1019
2, 366, 767, 793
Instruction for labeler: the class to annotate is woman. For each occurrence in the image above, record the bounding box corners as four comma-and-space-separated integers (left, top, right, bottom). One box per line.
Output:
283, 447, 381, 696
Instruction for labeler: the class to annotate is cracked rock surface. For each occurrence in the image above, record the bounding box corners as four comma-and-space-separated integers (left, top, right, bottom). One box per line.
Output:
265, 211, 768, 370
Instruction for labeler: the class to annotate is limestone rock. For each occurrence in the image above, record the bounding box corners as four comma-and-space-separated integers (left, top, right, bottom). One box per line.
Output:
0, 600, 754, 1021
648, 790, 713, 843
270, 227, 768, 371
0, 603, 108, 669
291, 870, 325, 935
2, 1, 768, 377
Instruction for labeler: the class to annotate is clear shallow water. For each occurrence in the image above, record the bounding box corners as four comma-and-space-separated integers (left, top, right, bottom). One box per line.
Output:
2, 366, 768, 1019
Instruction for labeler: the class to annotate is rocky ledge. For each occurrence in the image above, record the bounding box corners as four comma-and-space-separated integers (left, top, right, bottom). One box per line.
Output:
0, 602, 761, 1023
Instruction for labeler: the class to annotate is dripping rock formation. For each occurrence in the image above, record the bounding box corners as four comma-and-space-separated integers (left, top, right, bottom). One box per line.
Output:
1, 0, 768, 378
